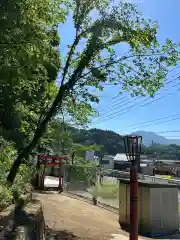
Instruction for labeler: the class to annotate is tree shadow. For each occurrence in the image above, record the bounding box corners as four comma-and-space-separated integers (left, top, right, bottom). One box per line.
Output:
46, 226, 80, 240
0, 198, 44, 239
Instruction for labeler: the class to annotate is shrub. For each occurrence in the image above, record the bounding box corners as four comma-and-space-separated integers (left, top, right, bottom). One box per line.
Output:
90, 183, 119, 199
0, 139, 35, 208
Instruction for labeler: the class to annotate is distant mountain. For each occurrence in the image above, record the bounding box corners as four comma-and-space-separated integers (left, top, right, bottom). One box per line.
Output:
67, 127, 180, 159
130, 131, 180, 146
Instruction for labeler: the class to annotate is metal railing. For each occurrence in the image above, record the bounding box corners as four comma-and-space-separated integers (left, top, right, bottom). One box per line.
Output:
62, 164, 180, 209
63, 165, 119, 209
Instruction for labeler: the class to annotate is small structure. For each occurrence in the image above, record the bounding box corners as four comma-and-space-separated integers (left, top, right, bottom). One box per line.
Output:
118, 178, 179, 237
113, 153, 130, 171
100, 153, 155, 175
35, 153, 69, 191
113, 153, 154, 175
140, 161, 154, 175
101, 155, 114, 169
85, 150, 95, 162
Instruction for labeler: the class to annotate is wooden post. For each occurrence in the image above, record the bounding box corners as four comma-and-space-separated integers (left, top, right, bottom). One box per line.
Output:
130, 161, 138, 240
58, 161, 63, 193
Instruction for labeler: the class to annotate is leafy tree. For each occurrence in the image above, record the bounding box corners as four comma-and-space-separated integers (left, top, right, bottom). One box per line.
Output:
70, 127, 124, 155
0, 0, 66, 150
67, 126, 180, 160
72, 142, 101, 159
41, 120, 74, 155
0, 139, 35, 207
8, 0, 180, 183
145, 143, 180, 160
39, 97, 97, 155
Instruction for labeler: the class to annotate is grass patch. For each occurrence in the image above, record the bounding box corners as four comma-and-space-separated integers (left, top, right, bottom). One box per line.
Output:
90, 183, 119, 199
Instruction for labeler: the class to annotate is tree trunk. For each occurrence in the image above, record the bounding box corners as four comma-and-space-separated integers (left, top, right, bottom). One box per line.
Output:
7, 32, 93, 184
7, 85, 66, 184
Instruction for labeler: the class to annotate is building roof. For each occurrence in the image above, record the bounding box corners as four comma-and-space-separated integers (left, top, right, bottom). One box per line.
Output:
114, 153, 149, 162
140, 163, 148, 168
113, 153, 127, 162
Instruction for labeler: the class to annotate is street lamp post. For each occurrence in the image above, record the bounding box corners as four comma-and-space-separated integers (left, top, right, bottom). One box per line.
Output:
123, 135, 142, 240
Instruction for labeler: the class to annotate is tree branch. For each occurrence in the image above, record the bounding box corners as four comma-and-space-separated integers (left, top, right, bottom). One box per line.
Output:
7, 33, 82, 184
77, 52, 165, 83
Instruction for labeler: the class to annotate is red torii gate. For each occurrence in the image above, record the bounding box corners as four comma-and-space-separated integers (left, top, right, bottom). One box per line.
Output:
36, 153, 69, 191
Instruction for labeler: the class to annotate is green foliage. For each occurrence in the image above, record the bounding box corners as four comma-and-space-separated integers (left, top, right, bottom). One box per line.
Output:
72, 142, 101, 158
39, 121, 102, 157
0, 140, 35, 207
40, 120, 72, 154
65, 164, 97, 186
0, 0, 67, 150
145, 143, 180, 160
5, 0, 180, 183
62, 0, 180, 105
70, 127, 124, 155
90, 183, 119, 199
63, 100, 97, 127
68, 127, 180, 160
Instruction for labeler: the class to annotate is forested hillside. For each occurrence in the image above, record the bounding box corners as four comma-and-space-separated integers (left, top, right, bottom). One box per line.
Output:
69, 127, 125, 155
43, 124, 180, 160
68, 127, 180, 160
144, 143, 180, 160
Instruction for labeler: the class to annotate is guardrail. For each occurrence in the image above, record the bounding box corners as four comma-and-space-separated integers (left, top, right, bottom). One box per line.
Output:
103, 168, 180, 186
63, 164, 180, 187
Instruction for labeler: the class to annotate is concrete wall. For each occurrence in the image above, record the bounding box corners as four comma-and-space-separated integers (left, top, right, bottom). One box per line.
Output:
150, 187, 179, 235
118, 180, 179, 237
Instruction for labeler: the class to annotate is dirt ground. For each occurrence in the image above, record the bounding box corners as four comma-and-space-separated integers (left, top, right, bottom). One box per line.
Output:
35, 192, 122, 240
34, 191, 180, 240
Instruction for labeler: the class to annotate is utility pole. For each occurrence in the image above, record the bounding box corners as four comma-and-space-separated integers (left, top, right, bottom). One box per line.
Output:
123, 135, 142, 240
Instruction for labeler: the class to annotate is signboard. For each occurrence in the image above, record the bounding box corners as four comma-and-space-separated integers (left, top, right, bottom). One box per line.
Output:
85, 151, 95, 161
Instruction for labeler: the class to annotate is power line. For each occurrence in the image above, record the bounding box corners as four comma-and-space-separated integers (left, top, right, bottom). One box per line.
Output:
93, 76, 180, 123
138, 83, 180, 108
96, 71, 180, 117
117, 113, 180, 131
95, 65, 180, 116
155, 136, 180, 138
101, 70, 180, 114
96, 95, 130, 113
125, 116, 180, 130
156, 130, 180, 134
96, 65, 180, 115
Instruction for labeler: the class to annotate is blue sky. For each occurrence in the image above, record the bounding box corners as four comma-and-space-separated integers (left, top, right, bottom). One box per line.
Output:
59, 0, 180, 138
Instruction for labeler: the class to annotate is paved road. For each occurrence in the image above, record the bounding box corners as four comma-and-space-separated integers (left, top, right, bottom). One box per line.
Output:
43, 176, 180, 239
35, 192, 154, 240
44, 176, 59, 187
